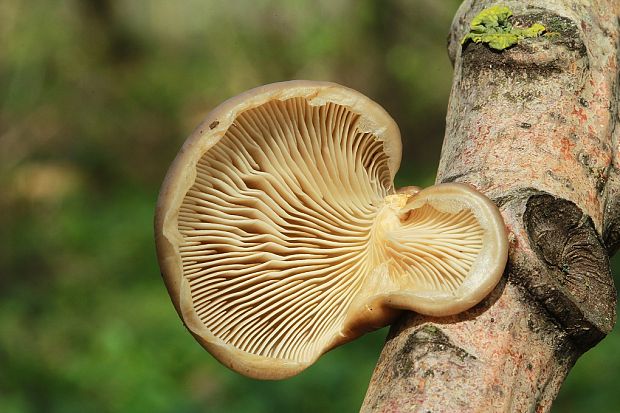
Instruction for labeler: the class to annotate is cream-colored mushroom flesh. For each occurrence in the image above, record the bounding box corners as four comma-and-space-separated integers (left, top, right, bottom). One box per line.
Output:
155, 80, 507, 379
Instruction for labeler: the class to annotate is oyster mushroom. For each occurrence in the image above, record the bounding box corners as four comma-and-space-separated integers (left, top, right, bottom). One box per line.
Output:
155, 80, 508, 379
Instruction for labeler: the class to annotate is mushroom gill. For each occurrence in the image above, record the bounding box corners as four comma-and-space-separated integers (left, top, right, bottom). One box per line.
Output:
385, 202, 484, 293
155, 80, 508, 379
178, 97, 392, 362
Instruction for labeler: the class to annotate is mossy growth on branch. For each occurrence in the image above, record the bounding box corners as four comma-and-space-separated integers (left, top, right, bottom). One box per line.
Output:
461, 5, 546, 51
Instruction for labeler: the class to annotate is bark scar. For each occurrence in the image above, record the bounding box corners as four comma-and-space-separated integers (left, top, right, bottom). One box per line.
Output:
521, 193, 616, 348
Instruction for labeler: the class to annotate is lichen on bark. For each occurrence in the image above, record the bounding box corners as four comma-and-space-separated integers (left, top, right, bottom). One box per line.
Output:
461, 5, 546, 50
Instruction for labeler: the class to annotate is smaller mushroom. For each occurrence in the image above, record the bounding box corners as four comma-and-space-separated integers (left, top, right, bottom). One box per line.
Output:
155, 80, 508, 379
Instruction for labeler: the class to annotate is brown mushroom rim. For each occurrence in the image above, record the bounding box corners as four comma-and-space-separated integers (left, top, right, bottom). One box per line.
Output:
155, 80, 508, 379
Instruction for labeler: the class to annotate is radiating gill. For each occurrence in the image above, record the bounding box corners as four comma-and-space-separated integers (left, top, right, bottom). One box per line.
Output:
177, 97, 487, 363
382, 203, 484, 292
178, 97, 392, 362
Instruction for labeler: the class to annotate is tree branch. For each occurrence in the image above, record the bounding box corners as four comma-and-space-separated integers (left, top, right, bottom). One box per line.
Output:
362, 1, 619, 411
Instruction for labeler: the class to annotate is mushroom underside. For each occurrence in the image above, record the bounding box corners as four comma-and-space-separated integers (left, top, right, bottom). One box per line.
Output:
177, 97, 486, 364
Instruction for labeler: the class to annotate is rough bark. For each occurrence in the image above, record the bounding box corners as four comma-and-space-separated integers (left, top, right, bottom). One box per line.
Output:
362, 1, 620, 411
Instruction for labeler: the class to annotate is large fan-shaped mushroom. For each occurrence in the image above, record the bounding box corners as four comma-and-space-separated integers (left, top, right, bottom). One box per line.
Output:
155, 80, 507, 379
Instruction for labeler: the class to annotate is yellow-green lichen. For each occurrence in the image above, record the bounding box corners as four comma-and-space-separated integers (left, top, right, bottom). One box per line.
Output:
461, 5, 546, 51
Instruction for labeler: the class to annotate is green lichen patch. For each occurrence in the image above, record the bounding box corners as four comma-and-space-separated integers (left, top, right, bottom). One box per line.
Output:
462, 5, 546, 51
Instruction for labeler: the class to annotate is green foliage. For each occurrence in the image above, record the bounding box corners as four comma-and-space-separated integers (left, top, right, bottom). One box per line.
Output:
461, 5, 546, 50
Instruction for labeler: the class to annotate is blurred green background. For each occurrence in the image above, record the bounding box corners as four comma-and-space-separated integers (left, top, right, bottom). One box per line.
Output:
1, 0, 618, 412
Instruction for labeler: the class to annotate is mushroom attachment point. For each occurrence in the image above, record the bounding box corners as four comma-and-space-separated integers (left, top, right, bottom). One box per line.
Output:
155, 80, 508, 379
